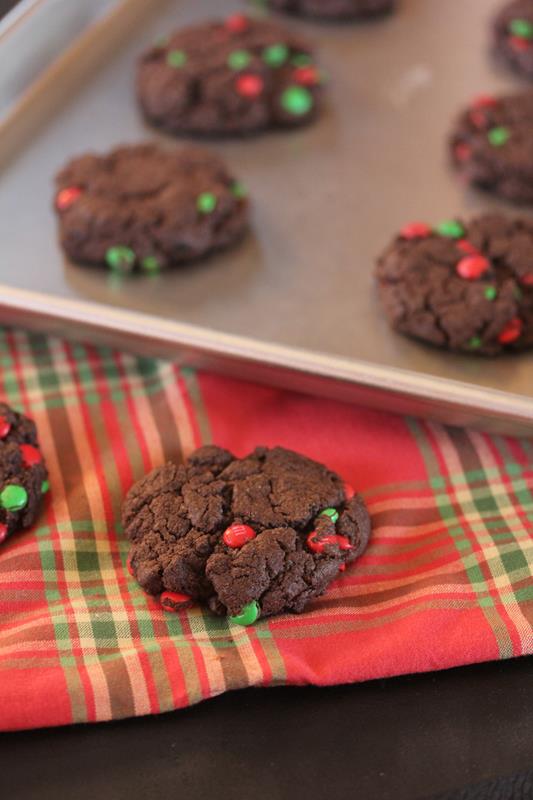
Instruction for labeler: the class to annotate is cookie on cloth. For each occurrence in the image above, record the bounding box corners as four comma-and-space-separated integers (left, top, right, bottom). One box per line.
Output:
0, 402, 48, 545
137, 15, 324, 137
493, 0, 533, 79
264, 0, 396, 20
376, 214, 533, 355
450, 90, 533, 205
122, 445, 371, 624
54, 144, 249, 272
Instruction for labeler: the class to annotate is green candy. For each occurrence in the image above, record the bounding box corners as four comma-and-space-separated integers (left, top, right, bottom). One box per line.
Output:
105, 246, 135, 272
141, 256, 160, 272
488, 126, 510, 147
281, 85, 313, 116
166, 49, 187, 68
435, 220, 465, 239
509, 18, 533, 39
263, 43, 289, 67
41, 479, 50, 494
514, 286, 523, 300
229, 601, 260, 626
291, 53, 313, 67
484, 286, 497, 301
231, 181, 247, 200
468, 336, 482, 349
1, 484, 28, 511
228, 49, 251, 70
197, 192, 217, 214
319, 507, 339, 523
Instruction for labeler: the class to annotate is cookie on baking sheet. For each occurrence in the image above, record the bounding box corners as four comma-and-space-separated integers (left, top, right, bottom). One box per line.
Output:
494, 0, 533, 79
265, 0, 396, 20
122, 445, 371, 624
137, 15, 324, 137
0, 403, 48, 545
450, 90, 533, 205
376, 214, 533, 355
54, 144, 249, 272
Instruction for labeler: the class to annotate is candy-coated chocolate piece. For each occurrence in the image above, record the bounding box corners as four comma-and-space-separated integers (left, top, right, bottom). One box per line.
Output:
468, 336, 482, 349
228, 49, 251, 70
56, 186, 82, 211
20, 444, 42, 468
343, 481, 355, 500
510, 34, 531, 51
229, 600, 260, 626
436, 220, 465, 239
223, 523, 257, 548
456, 239, 479, 255
456, 255, 490, 280
521, 273, 533, 286
41, 479, 50, 494
126, 554, 135, 577
236, 73, 264, 98
498, 317, 522, 343
141, 256, 160, 272
166, 49, 187, 68
469, 109, 490, 129
231, 181, 247, 199
0, 416, 11, 438
225, 13, 249, 34
455, 142, 471, 161
197, 192, 217, 214
293, 65, 320, 86
400, 222, 431, 240
472, 95, 498, 109
509, 18, 533, 39
263, 43, 289, 67
105, 246, 136, 272
338, 563, 346, 572
160, 590, 193, 612
281, 85, 313, 116
0, 484, 28, 511
488, 126, 510, 147
0, 523, 7, 544
484, 286, 497, 301
319, 507, 339, 524
292, 53, 313, 67
307, 531, 353, 554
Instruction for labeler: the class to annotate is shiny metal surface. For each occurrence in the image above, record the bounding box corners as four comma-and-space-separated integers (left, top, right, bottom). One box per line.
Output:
1, 0, 533, 434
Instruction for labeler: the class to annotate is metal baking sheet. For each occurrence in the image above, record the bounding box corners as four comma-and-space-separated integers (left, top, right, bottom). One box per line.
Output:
1, 0, 533, 434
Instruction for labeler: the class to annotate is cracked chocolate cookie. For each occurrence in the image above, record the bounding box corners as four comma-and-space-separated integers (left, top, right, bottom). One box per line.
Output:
450, 90, 533, 205
494, 0, 533, 79
265, 0, 396, 20
122, 445, 371, 623
0, 402, 48, 545
54, 144, 249, 272
376, 215, 533, 355
137, 15, 324, 137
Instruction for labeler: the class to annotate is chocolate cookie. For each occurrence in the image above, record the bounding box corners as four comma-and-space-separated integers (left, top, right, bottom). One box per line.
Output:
376, 215, 533, 355
54, 144, 249, 272
122, 445, 371, 623
265, 0, 396, 20
137, 15, 323, 137
0, 403, 48, 545
494, 0, 533, 79
450, 90, 533, 205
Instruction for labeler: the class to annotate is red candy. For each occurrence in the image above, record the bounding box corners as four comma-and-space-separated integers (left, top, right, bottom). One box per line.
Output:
293, 66, 320, 86
454, 142, 471, 162
510, 35, 531, 51
307, 531, 353, 554
456, 255, 490, 280
0, 524, 7, 545
225, 13, 249, 33
56, 186, 82, 211
521, 273, 533, 286
498, 317, 522, 344
399, 222, 432, 240
469, 109, 489, 129
20, 444, 42, 468
343, 481, 355, 500
339, 564, 346, 572
472, 95, 498, 109
126, 554, 134, 577
456, 239, 479, 255
236, 74, 264, 99
160, 591, 192, 612
0, 416, 10, 438
223, 523, 256, 548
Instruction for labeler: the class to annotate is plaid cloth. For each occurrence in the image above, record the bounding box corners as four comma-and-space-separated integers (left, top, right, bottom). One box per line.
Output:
0, 328, 532, 731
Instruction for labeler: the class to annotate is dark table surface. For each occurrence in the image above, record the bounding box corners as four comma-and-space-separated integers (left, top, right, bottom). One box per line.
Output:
1, 1, 532, 797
